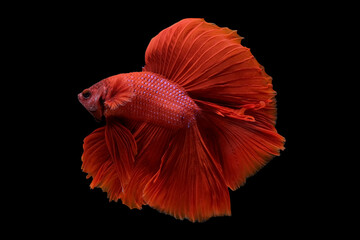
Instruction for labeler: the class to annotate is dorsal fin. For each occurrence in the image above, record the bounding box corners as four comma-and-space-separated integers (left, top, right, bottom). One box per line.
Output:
143, 18, 274, 108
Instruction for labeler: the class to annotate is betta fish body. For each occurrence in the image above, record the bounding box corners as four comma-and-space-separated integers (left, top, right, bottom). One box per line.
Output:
78, 18, 285, 222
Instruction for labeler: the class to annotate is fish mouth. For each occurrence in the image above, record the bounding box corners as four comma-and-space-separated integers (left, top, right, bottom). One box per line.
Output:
77, 92, 86, 104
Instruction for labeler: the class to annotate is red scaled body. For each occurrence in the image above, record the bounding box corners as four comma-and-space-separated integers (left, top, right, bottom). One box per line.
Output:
105, 72, 199, 129
78, 18, 285, 222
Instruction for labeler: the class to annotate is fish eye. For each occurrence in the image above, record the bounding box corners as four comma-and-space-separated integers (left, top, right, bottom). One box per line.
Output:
82, 89, 91, 99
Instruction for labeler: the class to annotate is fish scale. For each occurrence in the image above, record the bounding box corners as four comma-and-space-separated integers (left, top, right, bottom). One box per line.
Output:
118, 71, 199, 128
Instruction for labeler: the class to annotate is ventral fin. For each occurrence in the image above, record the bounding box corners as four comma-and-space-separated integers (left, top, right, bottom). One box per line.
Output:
81, 119, 137, 201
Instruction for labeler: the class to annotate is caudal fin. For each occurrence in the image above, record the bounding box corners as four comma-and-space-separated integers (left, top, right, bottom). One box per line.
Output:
196, 101, 285, 190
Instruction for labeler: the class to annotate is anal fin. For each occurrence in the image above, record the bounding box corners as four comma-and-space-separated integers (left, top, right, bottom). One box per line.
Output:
121, 122, 176, 209
143, 124, 231, 222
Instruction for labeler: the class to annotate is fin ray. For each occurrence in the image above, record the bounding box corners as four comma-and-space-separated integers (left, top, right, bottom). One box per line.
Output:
143, 124, 231, 222
104, 75, 134, 113
143, 18, 275, 108
198, 112, 285, 190
120, 121, 176, 209
81, 120, 137, 201
105, 119, 137, 188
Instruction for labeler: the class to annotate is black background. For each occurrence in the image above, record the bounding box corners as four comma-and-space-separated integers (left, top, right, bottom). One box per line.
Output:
34, 3, 327, 236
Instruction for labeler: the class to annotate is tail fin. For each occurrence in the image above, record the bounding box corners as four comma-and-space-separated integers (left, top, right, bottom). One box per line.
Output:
196, 103, 285, 190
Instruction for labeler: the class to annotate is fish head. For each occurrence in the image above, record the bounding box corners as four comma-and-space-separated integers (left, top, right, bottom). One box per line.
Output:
78, 80, 107, 121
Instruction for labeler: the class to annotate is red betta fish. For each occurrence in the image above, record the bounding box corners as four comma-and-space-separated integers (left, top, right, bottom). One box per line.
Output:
78, 18, 285, 222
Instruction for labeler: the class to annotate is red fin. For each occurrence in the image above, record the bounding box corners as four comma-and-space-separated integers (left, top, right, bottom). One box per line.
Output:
81, 127, 122, 200
121, 122, 175, 209
197, 111, 285, 190
105, 119, 137, 187
104, 74, 134, 114
143, 124, 231, 222
195, 99, 257, 122
81, 120, 136, 201
143, 18, 274, 108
